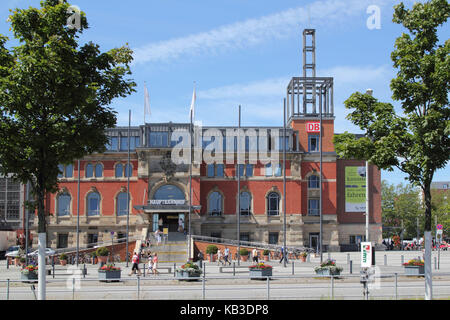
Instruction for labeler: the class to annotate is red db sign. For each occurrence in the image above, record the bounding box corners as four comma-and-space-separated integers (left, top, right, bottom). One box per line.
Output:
306, 122, 320, 133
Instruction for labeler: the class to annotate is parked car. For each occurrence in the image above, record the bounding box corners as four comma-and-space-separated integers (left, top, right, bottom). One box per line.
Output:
5, 247, 33, 258
29, 248, 56, 257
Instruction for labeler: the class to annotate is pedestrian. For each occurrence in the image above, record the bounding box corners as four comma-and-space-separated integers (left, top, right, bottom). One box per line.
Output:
217, 248, 223, 265
152, 253, 159, 275
147, 252, 153, 274
224, 247, 230, 265
252, 248, 258, 263
197, 251, 204, 267
155, 229, 161, 245
279, 247, 288, 264
129, 252, 141, 276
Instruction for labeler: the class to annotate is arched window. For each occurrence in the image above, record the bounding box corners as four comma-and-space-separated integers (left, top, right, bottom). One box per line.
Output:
86, 164, 94, 178
267, 192, 280, 216
115, 164, 123, 178
240, 192, 251, 216
208, 192, 222, 216
57, 193, 71, 216
95, 164, 103, 178
87, 192, 100, 216
308, 175, 320, 189
154, 185, 185, 200
116, 192, 129, 216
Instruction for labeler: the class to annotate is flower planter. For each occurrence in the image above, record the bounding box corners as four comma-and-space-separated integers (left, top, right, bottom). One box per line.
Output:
263, 255, 270, 262
176, 270, 201, 281
249, 268, 272, 279
299, 256, 307, 262
21, 272, 38, 283
97, 256, 108, 264
98, 270, 121, 282
241, 256, 248, 262
60, 260, 67, 266
207, 254, 216, 262
404, 265, 424, 276
315, 268, 341, 276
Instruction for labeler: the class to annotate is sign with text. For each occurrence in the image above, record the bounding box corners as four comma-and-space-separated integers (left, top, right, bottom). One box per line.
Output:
361, 242, 372, 268
345, 166, 367, 212
149, 199, 186, 205
306, 122, 321, 133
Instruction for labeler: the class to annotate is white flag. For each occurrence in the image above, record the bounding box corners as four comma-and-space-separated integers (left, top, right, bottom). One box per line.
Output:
144, 84, 151, 120
190, 84, 196, 120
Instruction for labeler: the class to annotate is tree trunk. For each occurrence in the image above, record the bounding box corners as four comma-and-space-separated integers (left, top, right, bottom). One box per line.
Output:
36, 182, 47, 300
423, 183, 433, 300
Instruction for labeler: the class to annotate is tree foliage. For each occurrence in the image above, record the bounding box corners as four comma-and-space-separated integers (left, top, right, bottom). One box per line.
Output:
334, 0, 450, 231
0, 0, 136, 233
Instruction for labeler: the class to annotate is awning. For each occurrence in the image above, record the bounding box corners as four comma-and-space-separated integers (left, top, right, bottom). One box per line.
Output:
134, 204, 201, 213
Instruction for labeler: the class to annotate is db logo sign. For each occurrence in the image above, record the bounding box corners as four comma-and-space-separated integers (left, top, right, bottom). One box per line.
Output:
306, 122, 320, 133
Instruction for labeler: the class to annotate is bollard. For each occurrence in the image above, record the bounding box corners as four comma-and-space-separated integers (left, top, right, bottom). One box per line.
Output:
6, 258, 9, 269
72, 277, 75, 300
6, 279, 10, 300
143, 263, 146, 277
434, 257, 437, 270
349, 260, 353, 274
347, 253, 350, 265
267, 276, 270, 300
53, 263, 55, 279
307, 254, 310, 263
174, 263, 176, 277
401, 255, 404, 265
137, 276, 140, 300
330, 275, 335, 300
395, 273, 398, 300
202, 266, 206, 300
233, 262, 236, 276
384, 254, 387, 266
292, 261, 295, 275
83, 264, 86, 278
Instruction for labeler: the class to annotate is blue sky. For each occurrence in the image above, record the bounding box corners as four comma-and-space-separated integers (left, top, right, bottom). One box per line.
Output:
0, 0, 449, 185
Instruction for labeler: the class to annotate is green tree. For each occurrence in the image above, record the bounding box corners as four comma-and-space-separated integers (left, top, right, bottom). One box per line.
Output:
431, 189, 450, 238
0, 0, 135, 298
334, 0, 449, 235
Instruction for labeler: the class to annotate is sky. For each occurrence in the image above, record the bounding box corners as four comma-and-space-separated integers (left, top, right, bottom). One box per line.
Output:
0, 0, 449, 185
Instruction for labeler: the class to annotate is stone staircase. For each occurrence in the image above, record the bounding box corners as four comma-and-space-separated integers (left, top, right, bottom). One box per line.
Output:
143, 232, 188, 263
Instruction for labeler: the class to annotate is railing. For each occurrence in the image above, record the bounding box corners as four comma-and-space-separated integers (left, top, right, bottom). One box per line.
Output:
2, 272, 450, 300
191, 235, 315, 254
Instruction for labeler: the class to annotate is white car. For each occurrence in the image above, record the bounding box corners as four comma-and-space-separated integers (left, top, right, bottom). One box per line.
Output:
29, 248, 56, 257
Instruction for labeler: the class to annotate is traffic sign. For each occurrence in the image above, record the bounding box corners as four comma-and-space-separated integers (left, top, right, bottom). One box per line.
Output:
437, 224, 443, 230
361, 242, 372, 268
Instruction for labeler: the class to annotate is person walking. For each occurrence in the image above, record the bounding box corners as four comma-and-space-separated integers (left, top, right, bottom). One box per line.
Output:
224, 247, 231, 266
217, 248, 223, 266
129, 252, 141, 276
279, 247, 288, 264
252, 248, 258, 263
147, 252, 153, 274
152, 253, 159, 275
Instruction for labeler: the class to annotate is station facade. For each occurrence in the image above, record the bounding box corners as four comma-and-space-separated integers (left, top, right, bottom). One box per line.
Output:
31, 29, 383, 252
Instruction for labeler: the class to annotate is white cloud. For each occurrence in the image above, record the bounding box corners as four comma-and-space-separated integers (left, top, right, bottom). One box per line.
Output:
132, 0, 393, 65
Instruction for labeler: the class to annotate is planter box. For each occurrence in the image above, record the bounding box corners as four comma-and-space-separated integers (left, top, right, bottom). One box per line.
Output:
315, 268, 341, 276
404, 265, 424, 276
249, 268, 272, 279
176, 270, 201, 281
21, 272, 38, 283
98, 270, 121, 282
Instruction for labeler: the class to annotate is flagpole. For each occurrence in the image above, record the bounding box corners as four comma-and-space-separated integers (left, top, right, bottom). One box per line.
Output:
126, 109, 131, 267
188, 82, 195, 261
237, 105, 241, 266
283, 98, 287, 268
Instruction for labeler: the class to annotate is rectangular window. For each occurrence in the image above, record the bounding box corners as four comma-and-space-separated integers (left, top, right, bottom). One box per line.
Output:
278, 136, 289, 151
246, 164, 253, 177
57, 234, 68, 249
0, 178, 21, 222
308, 199, 320, 216
269, 232, 279, 245
207, 164, 215, 178
238, 164, 244, 177
274, 164, 282, 177
149, 132, 169, 147
210, 232, 221, 239
265, 164, 273, 177
216, 164, 224, 177
117, 232, 126, 243
240, 233, 250, 243
107, 137, 118, 151
87, 233, 98, 248
308, 135, 320, 152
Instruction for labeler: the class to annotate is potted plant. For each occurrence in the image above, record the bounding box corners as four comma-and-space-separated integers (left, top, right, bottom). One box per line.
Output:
403, 259, 425, 276
239, 248, 249, 262
249, 262, 272, 279
98, 264, 121, 282
19, 257, 26, 266
206, 245, 218, 262
96, 247, 109, 264
314, 259, 343, 276
176, 261, 202, 281
21, 265, 38, 282
263, 250, 270, 261
59, 253, 68, 266
299, 252, 308, 262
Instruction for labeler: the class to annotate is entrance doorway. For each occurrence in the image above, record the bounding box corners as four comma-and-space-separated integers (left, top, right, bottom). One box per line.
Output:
309, 233, 320, 253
